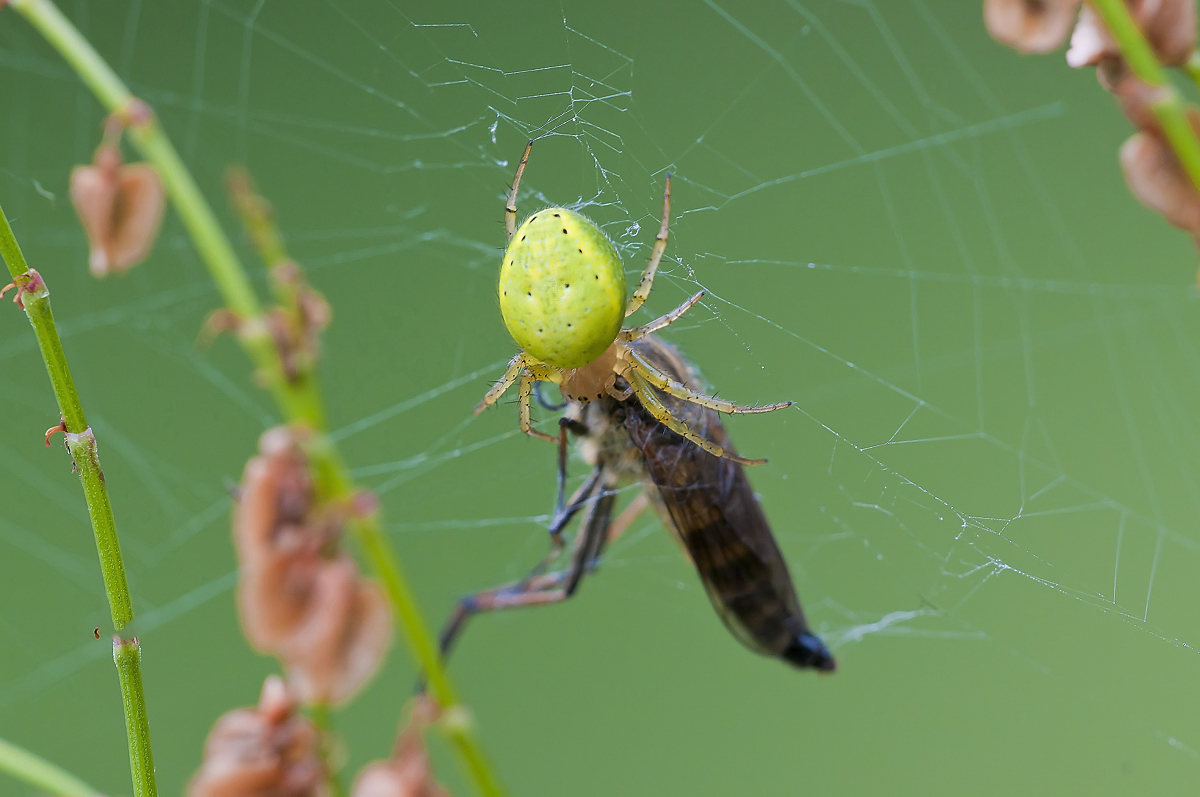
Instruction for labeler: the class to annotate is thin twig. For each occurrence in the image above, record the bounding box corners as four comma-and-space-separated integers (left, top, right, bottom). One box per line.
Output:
4, 2, 505, 794
0, 204, 157, 797
308, 704, 347, 797
0, 735, 101, 797
113, 638, 157, 797
1184, 51, 1200, 94
226, 172, 505, 794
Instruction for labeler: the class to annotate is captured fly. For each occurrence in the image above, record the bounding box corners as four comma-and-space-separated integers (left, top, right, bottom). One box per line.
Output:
440, 336, 835, 672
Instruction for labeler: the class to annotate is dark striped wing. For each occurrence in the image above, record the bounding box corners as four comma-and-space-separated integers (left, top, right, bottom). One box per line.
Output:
622, 337, 833, 670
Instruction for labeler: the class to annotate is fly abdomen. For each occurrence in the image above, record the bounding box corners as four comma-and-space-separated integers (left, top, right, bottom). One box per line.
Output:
683, 517, 805, 648
670, 500, 834, 671
621, 336, 835, 673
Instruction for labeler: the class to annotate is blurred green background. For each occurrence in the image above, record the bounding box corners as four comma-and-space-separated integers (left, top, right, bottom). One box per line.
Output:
3, 0, 1200, 793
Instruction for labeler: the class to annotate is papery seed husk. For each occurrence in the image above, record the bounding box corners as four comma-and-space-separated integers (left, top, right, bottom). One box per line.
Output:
238, 528, 323, 651
353, 761, 451, 797
985, 0, 1082, 54
1066, 5, 1111, 67
1098, 59, 1171, 131
108, 163, 165, 272
282, 558, 393, 706
234, 427, 323, 650
351, 697, 450, 797
189, 675, 328, 797
69, 145, 121, 277
1120, 130, 1200, 234
234, 426, 391, 705
1140, 0, 1195, 66
69, 142, 164, 277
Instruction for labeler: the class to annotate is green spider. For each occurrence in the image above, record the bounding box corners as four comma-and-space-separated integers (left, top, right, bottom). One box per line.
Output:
475, 141, 791, 464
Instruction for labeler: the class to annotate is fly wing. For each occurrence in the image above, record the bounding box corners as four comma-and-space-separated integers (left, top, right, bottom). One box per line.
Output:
623, 337, 815, 661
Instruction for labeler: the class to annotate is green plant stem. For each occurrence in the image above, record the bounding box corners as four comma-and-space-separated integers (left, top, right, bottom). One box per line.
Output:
1184, 51, 1200, 94
228, 179, 504, 796
113, 639, 157, 797
0, 204, 157, 797
6, 0, 304, 422
1088, 0, 1200, 190
0, 210, 132, 629
6, 3, 504, 794
309, 704, 346, 797
0, 736, 101, 797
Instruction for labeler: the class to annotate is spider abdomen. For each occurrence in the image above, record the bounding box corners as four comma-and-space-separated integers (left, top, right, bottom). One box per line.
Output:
499, 207, 625, 369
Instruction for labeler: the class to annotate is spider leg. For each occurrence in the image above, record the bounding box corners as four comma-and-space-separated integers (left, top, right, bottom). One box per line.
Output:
605, 492, 649, 546
624, 347, 793, 415
627, 368, 767, 466
517, 372, 557, 443
625, 173, 671, 318
474, 352, 526, 415
619, 290, 705, 342
505, 140, 533, 242
439, 479, 617, 660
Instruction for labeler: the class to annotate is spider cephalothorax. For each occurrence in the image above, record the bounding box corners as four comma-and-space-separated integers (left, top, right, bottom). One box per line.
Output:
476, 141, 790, 464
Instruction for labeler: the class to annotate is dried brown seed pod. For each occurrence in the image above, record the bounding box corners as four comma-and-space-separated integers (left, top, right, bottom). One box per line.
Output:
69, 142, 165, 277
234, 427, 329, 651
264, 293, 331, 382
1067, 0, 1196, 68
984, 0, 1082, 54
234, 426, 392, 705
281, 556, 393, 706
1066, 5, 1111, 67
188, 675, 328, 797
1094, 58, 1171, 131
1129, 0, 1193, 65
237, 520, 325, 652
1087, 57, 1200, 248
1120, 127, 1200, 235
351, 697, 450, 797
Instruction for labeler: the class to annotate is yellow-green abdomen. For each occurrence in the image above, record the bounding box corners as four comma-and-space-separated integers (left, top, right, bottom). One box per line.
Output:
499, 207, 626, 369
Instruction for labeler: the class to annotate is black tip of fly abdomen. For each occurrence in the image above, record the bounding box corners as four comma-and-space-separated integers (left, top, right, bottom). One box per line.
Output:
782, 632, 836, 673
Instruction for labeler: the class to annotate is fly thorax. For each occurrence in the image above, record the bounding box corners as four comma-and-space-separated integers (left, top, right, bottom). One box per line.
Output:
581, 398, 647, 483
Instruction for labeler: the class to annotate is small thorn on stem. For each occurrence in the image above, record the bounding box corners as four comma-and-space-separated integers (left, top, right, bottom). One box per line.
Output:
45, 420, 67, 447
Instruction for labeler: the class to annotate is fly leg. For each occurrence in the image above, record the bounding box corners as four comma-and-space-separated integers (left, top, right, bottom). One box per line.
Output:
550, 417, 595, 542
519, 418, 599, 585
439, 482, 616, 662
438, 571, 569, 661
605, 492, 649, 547
520, 467, 600, 586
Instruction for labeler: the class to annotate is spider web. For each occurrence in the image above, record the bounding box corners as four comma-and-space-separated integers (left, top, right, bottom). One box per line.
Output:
1, 0, 1199, 794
